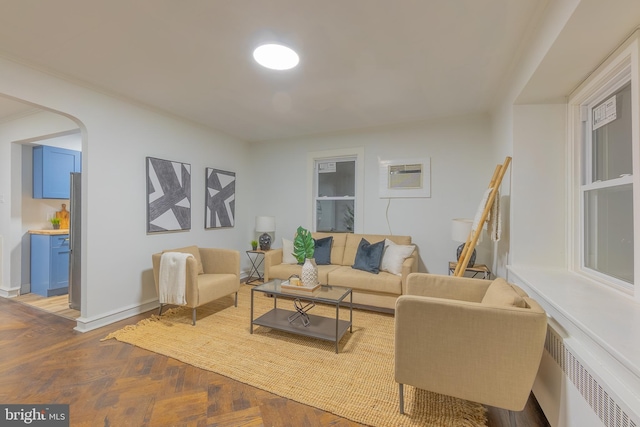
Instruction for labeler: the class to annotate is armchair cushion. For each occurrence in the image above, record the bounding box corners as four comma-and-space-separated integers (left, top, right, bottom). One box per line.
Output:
164, 245, 204, 274
481, 277, 526, 308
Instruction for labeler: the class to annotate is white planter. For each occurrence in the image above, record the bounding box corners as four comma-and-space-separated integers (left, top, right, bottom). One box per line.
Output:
301, 258, 318, 287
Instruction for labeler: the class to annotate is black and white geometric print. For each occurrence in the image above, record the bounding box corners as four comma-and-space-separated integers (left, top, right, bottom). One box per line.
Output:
146, 157, 191, 233
205, 167, 235, 229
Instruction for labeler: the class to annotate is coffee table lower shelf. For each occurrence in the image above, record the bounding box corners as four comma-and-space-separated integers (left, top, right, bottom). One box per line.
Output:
252, 308, 351, 353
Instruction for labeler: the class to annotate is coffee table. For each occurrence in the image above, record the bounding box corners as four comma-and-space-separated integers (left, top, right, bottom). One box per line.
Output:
250, 279, 353, 353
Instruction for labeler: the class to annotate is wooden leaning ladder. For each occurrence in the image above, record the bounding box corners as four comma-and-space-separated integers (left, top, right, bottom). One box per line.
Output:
453, 156, 512, 277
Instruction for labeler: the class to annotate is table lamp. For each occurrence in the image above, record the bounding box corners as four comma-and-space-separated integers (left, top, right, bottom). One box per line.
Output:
451, 218, 476, 268
255, 216, 275, 250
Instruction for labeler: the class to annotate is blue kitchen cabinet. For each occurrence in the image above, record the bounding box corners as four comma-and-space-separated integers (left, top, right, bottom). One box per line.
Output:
30, 233, 70, 297
33, 145, 81, 199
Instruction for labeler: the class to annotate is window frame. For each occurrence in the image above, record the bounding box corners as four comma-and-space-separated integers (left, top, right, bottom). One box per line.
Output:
307, 148, 364, 233
568, 33, 640, 301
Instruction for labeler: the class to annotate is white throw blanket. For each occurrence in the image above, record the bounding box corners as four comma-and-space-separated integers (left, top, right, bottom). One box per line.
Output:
472, 187, 502, 242
487, 189, 501, 242
159, 252, 193, 305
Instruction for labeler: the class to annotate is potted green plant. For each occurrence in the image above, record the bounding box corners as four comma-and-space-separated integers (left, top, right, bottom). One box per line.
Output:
293, 226, 318, 287
50, 217, 61, 230
251, 240, 258, 251
293, 226, 314, 263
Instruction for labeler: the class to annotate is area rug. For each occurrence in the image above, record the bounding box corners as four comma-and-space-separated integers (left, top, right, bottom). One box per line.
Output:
104, 285, 487, 427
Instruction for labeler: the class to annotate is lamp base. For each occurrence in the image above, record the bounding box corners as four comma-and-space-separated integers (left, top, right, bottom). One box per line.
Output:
456, 244, 476, 268
259, 233, 272, 251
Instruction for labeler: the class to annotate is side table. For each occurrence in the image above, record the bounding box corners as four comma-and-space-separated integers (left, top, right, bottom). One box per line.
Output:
448, 261, 491, 279
246, 250, 267, 284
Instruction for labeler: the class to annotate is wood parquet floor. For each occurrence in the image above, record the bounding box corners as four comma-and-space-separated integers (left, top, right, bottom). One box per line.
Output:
0, 296, 550, 427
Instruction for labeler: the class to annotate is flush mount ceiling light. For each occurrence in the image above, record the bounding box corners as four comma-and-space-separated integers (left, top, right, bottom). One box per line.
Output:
253, 43, 299, 70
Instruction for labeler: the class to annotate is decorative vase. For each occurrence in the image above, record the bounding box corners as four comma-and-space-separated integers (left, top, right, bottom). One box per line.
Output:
301, 258, 318, 287
456, 244, 476, 268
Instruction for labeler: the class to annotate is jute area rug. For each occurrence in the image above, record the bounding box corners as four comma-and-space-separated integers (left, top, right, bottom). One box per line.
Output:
104, 285, 486, 427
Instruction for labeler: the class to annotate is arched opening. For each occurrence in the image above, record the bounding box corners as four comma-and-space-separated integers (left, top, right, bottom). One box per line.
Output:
0, 94, 87, 322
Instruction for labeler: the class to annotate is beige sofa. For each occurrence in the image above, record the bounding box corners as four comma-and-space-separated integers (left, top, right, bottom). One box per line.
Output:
395, 273, 547, 415
263, 232, 418, 310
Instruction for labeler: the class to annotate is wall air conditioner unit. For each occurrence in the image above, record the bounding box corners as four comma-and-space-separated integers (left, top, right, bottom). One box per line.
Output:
379, 157, 430, 198
388, 163, 422, 189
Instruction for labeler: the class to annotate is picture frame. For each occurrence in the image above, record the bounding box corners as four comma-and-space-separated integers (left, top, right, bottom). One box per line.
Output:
205, 167, 236, 229
146, 156, 191, 233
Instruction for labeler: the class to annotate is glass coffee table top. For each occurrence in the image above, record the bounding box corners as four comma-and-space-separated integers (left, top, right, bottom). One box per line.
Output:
252, 279, 352, 303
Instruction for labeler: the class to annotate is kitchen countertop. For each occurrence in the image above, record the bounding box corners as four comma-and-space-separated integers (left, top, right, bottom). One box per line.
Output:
29, 229, 70, 235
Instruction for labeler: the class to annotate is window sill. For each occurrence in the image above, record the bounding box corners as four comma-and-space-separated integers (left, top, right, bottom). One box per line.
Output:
507, 265, 640, 394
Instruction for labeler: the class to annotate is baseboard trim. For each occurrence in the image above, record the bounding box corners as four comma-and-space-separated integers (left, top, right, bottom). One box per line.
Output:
74, 299, 158, 333
0, 286, 21, 298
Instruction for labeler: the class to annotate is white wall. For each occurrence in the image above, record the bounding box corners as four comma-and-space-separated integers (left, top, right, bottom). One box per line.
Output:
249, 113, 494, 275
0, 57, 250, 331
511, 104, 567, 267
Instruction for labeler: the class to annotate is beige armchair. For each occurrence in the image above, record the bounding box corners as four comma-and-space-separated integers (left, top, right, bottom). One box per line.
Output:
395, 273, 547, 423
152, 245, 240, 325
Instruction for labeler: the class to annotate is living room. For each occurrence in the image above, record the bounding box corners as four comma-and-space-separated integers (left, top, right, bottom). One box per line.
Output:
1, 1, 640, 426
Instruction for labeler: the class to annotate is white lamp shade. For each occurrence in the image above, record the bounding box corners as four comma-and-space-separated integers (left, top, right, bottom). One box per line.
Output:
451, 218, 473, 243
452, 218, 484, 243
255, 216, 275, 233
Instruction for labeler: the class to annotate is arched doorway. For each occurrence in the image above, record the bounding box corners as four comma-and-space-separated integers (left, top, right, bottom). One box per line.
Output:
0, 95, 86, 322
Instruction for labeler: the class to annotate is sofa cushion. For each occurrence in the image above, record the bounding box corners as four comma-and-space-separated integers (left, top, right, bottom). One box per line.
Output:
381, 239, 415, 275
268, 263, 340, 285
481, 278, 526, 308
343, 234, 411, 266
313, 232, 347, 265
314, 236, 333, 265
164, 245, 203, 274
352, 238, 385, 274
281, 238, 297, 264
328, 266, 403, 295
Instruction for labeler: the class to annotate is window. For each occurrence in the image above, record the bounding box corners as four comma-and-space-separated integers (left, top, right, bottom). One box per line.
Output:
307, 148, 364, 233
315, 158, 355, 232
570, 35, 639, 296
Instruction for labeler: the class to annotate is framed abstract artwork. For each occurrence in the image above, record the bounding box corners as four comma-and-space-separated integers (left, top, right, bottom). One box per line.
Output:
146, 157, 191, 233
205, 167, 235, 229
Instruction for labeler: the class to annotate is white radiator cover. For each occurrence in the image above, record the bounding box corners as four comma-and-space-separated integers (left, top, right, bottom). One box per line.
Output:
535, 326, 639, 427
508, 267, 640, 427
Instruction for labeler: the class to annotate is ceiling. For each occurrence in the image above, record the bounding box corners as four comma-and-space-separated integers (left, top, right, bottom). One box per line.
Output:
0, 0, 544, 142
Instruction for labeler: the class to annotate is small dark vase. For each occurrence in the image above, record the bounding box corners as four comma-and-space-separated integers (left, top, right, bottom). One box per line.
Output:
259, 233, 272, 251
456, 244, 476, 268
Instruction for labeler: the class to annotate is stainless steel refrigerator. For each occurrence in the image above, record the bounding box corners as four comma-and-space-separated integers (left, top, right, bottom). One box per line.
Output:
68, 172, 81, 310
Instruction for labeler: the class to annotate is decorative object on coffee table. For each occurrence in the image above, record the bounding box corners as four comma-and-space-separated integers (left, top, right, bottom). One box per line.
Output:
292, 226, 314, 263
256, 216, 275, 250
301, 257, 318, 287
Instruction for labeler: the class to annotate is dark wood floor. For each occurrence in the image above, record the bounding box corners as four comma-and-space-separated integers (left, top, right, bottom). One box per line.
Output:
0, 297, 550, 427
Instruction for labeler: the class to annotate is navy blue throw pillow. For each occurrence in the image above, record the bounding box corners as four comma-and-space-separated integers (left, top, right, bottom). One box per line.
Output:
352, 238, 385, 274
314, 236, 333, 265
